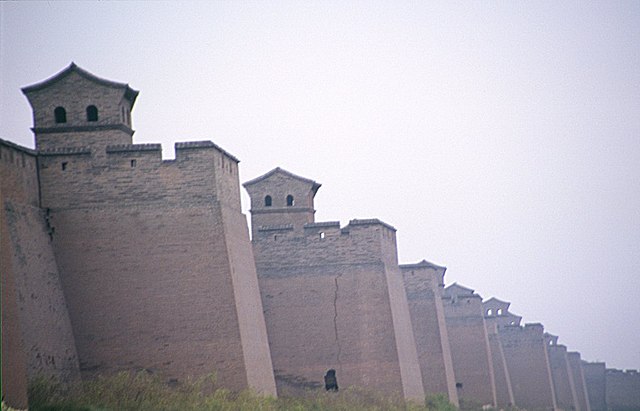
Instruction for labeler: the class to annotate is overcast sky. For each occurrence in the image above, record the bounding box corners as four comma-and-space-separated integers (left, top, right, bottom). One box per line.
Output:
1, 1, 639, 371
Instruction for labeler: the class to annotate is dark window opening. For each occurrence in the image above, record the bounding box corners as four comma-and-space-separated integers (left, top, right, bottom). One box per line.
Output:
265, 195, 272, 207
456, 382, 463, 389
130, 159, 137, 168
54, 107, 67, 123
286, 195, 294, 206
61, 162, 68, 171
87, 105, 98, 121
324, 369, 338, 391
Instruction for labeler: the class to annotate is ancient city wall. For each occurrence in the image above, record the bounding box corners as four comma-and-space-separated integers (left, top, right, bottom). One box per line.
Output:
35, 139, 275, 393
1, 141, 31, 409
253, 217, 423, 399
547, 342, 580, 411
443, 285, 497, 407
583, 362, 607, 411
401, 261, 458, 405
605, 369, 640, 411
500, 323, 557, 410
567, 352, 591, 411
483, 298, 517, 408
485, 324, 515, 408
0, 140, 81, 407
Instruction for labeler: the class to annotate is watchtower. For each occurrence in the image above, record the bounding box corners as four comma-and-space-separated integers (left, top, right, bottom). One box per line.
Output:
243, 167, 320, 238
22, 63, 138, 151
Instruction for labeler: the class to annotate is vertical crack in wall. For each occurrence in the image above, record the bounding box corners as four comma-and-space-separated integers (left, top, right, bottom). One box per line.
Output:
333, 273, 343, 371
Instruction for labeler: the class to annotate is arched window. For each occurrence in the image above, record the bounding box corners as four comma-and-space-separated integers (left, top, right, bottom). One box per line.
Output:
497, 308, 503, 316
86, 105, 98, 122
286, 195, 294, 206
54, 107, 67, 123
487, 309, 493, 316
264, 195, 272, 207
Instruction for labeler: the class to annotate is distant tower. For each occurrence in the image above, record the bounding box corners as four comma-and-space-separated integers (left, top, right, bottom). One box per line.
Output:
22, 63, 138, 151
243, 167, 321, 238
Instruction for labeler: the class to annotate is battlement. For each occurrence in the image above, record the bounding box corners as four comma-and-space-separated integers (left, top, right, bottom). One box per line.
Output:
258, 224, 294, 232
106, 143, 162, 153
37, 138, 242, 211
346, 218, 396, 232
607, 368, 640, 376
175, 140, 239, 161
40, 147, 92, 156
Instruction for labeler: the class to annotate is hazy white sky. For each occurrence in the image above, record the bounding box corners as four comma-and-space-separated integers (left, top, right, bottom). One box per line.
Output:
1, 1, 639, 370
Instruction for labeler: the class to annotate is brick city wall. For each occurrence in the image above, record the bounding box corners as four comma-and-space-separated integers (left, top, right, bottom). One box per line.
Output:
253, 218, 423, 400
567, 352, 591, 411
6, 65, 640, 410
443, 285, 497, 407
547, 343, 580, 411
401, 261, 458, 406
500, 323, 557, 410
605, 369, 640, 411
1, 140, 81, 408
583, 362, 607, 411
35, 138, 274, 393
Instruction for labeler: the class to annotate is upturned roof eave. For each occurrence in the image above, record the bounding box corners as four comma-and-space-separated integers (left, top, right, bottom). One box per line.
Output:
21, 62, 139, 106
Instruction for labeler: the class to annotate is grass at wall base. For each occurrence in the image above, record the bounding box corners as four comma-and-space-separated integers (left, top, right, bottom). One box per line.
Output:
18, 371, 466, 411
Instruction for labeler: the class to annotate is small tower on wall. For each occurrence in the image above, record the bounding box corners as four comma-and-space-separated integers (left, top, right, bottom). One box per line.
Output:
22, 63, 138, 151
243, 167, 321, 238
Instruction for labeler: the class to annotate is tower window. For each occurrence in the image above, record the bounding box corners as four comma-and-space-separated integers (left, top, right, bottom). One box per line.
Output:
86, 105, 98, 122
54, 107, 67, 123
264, 195, 272, 207
61, 162, 68, 171
286, 195, 294, 206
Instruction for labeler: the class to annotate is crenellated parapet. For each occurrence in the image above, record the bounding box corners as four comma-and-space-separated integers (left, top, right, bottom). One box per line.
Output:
253, 217, 399, 270
37, 140, 240, 211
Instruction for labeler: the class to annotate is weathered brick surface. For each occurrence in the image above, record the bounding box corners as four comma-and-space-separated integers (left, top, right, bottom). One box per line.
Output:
1, 145, 30, 408
547, 343, 580, 411
583, 362, 607, 411
39, 144, 273, 391
443, 284, 497, 407
248, 169, 423, 400
605, 369, 640, 411
500, 324, 557, 410
486, 325, 515, 408
401, 261, 458, 405
567, 352, 592, 411
1, 140, 80, 407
